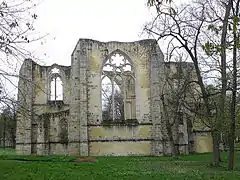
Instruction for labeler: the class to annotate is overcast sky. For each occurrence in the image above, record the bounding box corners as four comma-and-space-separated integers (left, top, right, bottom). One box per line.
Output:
2, 0, 156, 101
1, 0, 189, 100
29, 0, 156, 66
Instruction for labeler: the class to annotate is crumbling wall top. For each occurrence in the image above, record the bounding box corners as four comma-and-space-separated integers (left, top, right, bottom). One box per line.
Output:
71, 38, 159, 56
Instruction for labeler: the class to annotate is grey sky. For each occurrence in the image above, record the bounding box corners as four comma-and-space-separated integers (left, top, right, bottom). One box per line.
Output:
1, 0, 190, 100
29, 0, 155, 66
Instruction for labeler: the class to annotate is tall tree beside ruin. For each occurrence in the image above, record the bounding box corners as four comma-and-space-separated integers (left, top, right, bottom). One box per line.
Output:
162, 57, 197, 156
145, 0, 235, 166
195, 0, 238, 169
227, 0, 239, 170
216, 0, 232, 167
146, 0, 212, 162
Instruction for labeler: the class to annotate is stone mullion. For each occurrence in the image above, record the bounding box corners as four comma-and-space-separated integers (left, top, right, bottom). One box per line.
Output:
123, 75, 126, 121
111, 76, 115, 121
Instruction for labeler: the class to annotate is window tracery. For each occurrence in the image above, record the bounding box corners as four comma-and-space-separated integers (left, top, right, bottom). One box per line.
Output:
101, 51, 136, 122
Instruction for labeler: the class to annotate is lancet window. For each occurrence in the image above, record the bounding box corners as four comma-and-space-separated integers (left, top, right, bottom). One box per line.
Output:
49, 67, 63, 101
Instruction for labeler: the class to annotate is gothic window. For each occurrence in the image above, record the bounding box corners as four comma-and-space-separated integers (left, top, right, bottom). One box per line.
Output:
49, 68, 63, 101
101, 51, 136, 122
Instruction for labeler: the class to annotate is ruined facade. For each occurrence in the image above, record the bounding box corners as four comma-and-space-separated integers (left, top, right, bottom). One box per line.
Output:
16, 39, 212, 156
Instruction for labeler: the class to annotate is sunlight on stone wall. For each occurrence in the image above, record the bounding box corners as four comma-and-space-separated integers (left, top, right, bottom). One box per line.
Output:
195, 136, 213, 153
90, 141, 151, 156
89, 125, 151, 139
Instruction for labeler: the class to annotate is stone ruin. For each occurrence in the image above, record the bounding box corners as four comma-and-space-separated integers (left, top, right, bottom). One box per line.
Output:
16, 39, 212, 156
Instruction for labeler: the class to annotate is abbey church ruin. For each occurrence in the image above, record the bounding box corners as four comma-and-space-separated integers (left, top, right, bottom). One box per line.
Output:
16, 39, 212, 156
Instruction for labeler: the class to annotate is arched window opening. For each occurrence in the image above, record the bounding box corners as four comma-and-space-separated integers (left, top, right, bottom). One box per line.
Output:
59, 118, 68, 144
55, 77, 63, 100
102, 76, 112, 121
101, 51, 136, 123
50, 77, 63, 101
49, 67, 63, 101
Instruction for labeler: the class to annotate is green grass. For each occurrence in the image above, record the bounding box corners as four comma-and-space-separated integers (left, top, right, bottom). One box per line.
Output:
0, 149, 240, 179
0, 148, 16, 155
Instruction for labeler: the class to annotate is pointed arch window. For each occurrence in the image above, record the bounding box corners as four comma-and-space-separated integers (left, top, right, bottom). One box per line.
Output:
49, 68, 63, 101
101, 51, 136, 122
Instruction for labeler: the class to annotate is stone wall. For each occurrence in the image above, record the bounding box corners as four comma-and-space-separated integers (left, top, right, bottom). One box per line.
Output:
16, 38, 212, 156
89, 125, 152, 156
69, 39, 165, 156
16, 60, 71, 155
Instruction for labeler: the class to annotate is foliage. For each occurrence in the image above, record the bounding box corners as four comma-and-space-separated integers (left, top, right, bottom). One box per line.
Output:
145, 0, 240, 168
0, 151, 240, 179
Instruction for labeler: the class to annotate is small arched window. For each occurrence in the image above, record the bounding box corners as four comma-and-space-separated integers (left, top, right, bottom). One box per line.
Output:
49, 68, 63, 101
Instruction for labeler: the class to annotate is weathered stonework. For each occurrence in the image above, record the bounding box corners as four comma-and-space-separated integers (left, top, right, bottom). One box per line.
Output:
16, 39, 212, 156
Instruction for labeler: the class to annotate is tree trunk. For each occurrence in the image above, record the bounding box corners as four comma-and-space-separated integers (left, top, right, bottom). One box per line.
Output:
13, 110, 16, 149
213, 0, 233, 167
166, 120, 178, 156
228, 40, 236, 169
212, 130, 220, 166
3, 116, 6, 149
161, 94, 178, 156
228, 0, 238, 170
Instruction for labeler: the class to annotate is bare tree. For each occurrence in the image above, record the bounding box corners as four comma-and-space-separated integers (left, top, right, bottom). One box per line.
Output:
162, 56, 197, 156
145, 0, 237, 166
147, 0, 172, 7
0, 0, 42, 108
102, 88, 125, 122
227, 0, 240, 170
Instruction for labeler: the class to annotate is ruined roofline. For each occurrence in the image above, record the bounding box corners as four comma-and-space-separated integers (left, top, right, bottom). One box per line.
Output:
71, 38, 158, 57
76, 38, 158, 44
22, 58, 71, 69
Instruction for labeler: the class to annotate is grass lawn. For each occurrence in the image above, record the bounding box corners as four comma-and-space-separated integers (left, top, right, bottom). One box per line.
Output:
0, 149, 240, 179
